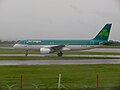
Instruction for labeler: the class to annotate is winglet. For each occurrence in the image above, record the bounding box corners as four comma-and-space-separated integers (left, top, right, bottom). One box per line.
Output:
93, 24, 112, 41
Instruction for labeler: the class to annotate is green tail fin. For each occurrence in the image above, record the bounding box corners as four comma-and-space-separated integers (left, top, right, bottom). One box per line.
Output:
93, 24, 112, 41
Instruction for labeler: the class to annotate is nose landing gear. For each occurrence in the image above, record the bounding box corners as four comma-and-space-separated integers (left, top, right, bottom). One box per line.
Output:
57, 52, 63, 57
25, 50, 28, 56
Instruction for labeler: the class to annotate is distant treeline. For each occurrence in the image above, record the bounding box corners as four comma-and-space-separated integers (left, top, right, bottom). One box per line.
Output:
0, 40, 17, 44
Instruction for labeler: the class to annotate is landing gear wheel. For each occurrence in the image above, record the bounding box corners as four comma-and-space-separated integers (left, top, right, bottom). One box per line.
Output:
25, 50, 28, 56
57, 52, 63, 57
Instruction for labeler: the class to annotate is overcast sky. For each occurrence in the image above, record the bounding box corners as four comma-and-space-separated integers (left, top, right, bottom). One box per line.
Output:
0, 0, 120, 41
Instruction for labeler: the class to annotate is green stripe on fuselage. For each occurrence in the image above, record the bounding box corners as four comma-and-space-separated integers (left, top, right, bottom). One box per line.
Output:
18, 40, 108, 45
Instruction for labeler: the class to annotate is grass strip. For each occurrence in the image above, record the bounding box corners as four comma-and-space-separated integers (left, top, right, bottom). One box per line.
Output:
0, 56, 120, 60
0, 65, 119, 90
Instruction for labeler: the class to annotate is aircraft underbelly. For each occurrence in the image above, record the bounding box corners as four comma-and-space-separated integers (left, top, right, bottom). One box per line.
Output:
27, 45, 42, 50
66, 45, 101, 51
26, 45, 101, 51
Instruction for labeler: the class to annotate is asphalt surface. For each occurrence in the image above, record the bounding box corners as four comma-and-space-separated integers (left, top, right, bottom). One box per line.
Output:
0, 54, 120, 58
0, 59, 120, 65
86, 48, 120, 52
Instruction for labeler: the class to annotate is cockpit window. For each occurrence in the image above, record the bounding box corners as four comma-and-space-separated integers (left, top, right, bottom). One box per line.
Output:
16, 40, 20, 43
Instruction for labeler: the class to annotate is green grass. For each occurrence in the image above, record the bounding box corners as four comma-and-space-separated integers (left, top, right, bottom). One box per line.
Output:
0, 65, 119, 90
0, 56, 120, 60
101, 46, 120, 48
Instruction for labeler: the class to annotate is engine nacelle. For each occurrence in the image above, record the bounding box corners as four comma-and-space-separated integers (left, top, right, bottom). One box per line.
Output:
40, 48, 51, 54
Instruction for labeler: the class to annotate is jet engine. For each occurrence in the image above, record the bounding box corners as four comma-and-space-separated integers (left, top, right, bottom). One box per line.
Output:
40, 48, 51, 54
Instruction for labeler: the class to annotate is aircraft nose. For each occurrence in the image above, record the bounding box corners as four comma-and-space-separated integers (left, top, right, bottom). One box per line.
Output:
13, 44, 19, 49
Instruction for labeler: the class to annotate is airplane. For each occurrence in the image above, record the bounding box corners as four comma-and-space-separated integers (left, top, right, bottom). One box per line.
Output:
13, 24, 113, 56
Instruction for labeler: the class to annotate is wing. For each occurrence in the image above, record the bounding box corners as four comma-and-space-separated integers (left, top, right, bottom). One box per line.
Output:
45, 45, 66, 52
40, 45, 71, 54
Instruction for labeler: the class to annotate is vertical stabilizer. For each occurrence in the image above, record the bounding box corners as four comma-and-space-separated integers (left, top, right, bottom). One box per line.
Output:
93, 24, 112, 41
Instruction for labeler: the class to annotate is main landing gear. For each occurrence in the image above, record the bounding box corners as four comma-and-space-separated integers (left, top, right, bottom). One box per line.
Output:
25, 50, 28, 56
57, 52, 63, 57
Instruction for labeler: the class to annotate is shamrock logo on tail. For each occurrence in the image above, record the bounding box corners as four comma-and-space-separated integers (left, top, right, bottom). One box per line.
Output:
99, 29, 108, 37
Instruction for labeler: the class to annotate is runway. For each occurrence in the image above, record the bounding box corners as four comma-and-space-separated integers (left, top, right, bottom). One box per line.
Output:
0, 48, 120, 65
86, 48, 120, 52
0, 54, 120, 59
0, 59, 120, 65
